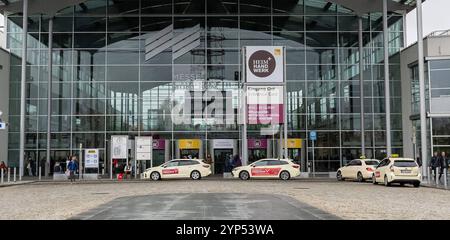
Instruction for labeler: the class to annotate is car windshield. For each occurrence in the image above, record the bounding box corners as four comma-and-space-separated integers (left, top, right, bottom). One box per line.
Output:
365, 161, 379, 166
394, 161, 417, 167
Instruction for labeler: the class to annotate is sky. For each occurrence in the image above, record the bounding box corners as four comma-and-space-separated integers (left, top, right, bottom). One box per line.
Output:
406, 0, 450, 46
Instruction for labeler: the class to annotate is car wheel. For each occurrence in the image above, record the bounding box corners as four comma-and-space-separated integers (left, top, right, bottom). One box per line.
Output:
384, 175, 391, 187
280, 171, 290, 181
413, 182, 420, 188
337, 171, 344, 181
190, 170, 201, 180
239, 171, 250, 180
150, 171, 160, 181
357, 172, 364, 182
372, 175, 378, 185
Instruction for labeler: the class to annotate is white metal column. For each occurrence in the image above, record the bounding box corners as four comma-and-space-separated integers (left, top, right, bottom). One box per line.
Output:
383, 0, 392, 156
416, 0, 428, 178
46, 17, 54, 177
359, 17, 366, 156
19, 0, 29, 179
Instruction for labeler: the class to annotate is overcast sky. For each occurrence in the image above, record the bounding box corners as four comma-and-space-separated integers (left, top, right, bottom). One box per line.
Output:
406, 0, 450, 46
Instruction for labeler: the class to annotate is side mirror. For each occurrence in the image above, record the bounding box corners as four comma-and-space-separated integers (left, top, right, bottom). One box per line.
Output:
250, 164, 255, 168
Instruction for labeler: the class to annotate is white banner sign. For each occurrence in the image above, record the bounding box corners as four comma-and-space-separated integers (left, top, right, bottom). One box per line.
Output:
111, 135, 128, 159
136, 136, 153, 161
245, 46, 285, 83
213, 139, 234, 149
85, 149, 99, 169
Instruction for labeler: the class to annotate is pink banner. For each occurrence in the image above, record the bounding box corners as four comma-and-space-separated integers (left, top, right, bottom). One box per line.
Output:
248, 139, 268, 149
152, 139, 165, 150
247, 104, 284, 124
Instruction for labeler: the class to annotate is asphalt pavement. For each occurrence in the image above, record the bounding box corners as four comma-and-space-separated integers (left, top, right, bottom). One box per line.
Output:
72, 193, 340, 220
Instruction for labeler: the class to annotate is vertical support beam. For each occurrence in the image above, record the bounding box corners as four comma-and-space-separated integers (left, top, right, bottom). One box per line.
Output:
383, 0, 392, 156
19, 0, 29, 179
359, 17, 366, 157
416, 0, 428, 178
279, 125, 282, 158
242, 47, 248, 166
46, 17, 54, 177
283, 47, 288, 160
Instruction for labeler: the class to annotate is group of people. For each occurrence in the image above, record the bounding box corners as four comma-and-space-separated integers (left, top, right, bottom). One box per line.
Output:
430, 151, 449, 182
113, 160, 135, 180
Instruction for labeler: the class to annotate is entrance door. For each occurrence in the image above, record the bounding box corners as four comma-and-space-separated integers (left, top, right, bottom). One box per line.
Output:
153, 150, 165, 167
180, 149, 199, 159
214, 149, 233, 174
288, 149, 301, 164
248, 149, 267, 163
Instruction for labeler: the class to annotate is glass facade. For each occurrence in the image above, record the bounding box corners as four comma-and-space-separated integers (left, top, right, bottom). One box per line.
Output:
409, 59, 450, 160
428, 59, 450, 155
6, 0, 405, 172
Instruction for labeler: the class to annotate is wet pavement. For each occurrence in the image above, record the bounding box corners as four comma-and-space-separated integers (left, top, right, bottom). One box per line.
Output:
72, 193, 340, 220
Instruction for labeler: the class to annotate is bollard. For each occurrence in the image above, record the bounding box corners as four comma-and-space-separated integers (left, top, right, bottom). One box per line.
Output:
427, 167, 431, 184
39, 167, 42, 181
7, 168, 10, 183
436, 167, 440, 185
13, 167, 16, 182
444, 168, 448, 188
1, 169, 3, 184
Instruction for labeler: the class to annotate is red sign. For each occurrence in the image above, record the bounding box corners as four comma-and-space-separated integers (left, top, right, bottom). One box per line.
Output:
251, 168, 281, 176
162, 169, 179, 175
248, 139, 268, 149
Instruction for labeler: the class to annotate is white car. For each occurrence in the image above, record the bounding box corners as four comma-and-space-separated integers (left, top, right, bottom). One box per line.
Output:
141, 159, 212, 181
336, 159, 380, 182
372, 157, 421, 187
232, 158, 300, 180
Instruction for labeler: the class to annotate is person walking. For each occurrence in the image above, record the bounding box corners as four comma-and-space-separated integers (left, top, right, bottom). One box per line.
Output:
206, 154, 213, 165
0, 161, 7, 177
232, 155, 242, 168
65, 155, 71, 172
431, 152, 439, 181
124, 163, 132, 180
67, 156, 78, 183
26, 159, 33, 176
438, 152, 449, 183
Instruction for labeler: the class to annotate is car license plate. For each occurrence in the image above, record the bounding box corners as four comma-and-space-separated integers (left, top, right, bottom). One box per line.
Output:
401, 170, 411, 174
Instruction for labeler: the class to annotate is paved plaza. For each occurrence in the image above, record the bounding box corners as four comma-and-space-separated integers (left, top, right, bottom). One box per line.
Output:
1, 180, 450, 220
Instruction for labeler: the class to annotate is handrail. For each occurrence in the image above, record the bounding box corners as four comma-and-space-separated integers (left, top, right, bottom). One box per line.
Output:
428, 30, 450, 37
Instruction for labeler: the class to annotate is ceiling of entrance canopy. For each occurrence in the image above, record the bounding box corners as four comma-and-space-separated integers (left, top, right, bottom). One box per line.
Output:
0, 0, 419, 15
2, 0, 417, 94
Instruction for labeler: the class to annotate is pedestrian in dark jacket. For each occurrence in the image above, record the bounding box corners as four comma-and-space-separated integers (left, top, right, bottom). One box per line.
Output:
438, 152, 449, 182
431, 152, 439, 180
67, 156, 78, 183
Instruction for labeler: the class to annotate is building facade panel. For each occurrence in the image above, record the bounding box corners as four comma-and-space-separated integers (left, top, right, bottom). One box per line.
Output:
5, 0, 406, 173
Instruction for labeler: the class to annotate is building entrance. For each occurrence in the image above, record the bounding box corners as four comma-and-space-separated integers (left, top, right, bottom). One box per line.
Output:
214, 149, 233, 174
248, 139, 268, 163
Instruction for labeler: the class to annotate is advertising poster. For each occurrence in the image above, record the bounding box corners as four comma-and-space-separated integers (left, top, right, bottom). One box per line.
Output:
111, 135, 128, 159
247, 86, 284, 125
246, 46, 285, 83
136, 136, 153, 161
84, 149, 99, 169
